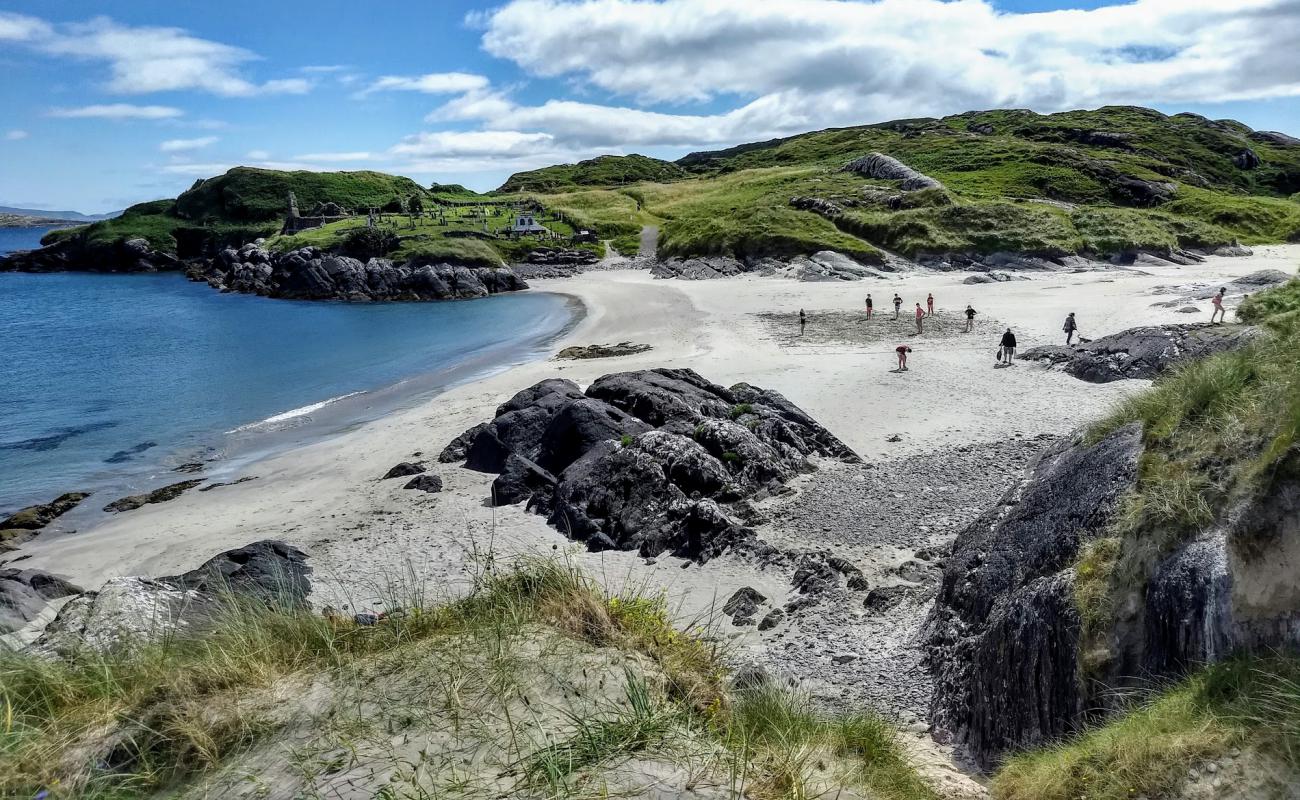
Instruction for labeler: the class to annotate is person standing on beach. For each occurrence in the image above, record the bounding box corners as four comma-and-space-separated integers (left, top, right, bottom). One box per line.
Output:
999, 328, 1018, 365
893, 293, 902, 319
896, 345, 912, 371
1063, 312, 1078, 345
865, 294, 874, 320
915, 303, 925, 333
1210, 288, 1227, 324
800, 308, 807, 335
927, 293, 935, 316
964, 304, 977, 333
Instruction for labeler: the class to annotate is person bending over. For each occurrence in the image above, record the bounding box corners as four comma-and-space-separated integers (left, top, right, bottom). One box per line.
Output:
896, 345, 913, 371
1000, 328, 1018, 365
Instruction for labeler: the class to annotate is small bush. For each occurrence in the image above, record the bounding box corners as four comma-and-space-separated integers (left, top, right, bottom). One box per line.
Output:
728, 403, 754, 420
341, 225, 399, 259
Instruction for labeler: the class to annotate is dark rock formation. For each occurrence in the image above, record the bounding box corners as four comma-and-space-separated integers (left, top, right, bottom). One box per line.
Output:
556, 342, 652, 360
1, 236, 179, 274
1, 492, 91, 549
1234, 148, 1261, 170
927, 425, 1143, 768
103, 480, 204, 513
0, 569, 82, 634
403, 474, 443, 493
165, 540, 311, 607
842, 153, 944, 191
651, 256, 747, 280
1020, 323, 1259, 383
382, 462, 425, 479
521, 247, 599, 266
439, 422, 488, 463
192, 244, 528, 301
723, 587, 767, 625
445, 368, 858, 561
1250, 130, 1300, 147
33, 540, 311, 654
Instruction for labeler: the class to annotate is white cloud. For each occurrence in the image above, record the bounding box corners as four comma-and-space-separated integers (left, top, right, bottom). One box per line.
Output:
49, 104, 184, 119
160, 136, 218, 152
5, 130, 29, 141
476, 0, 1300, 131
246, 149, 271, 160
294, 151, 376, 162
6, 13, 312, 97
389, 130, 557, 159
358, 72, 491, 97
0, 11, 50, 41
159, 160, 321, 176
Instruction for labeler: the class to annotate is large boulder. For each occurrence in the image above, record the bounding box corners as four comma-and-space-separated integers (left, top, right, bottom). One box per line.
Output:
445, 368, 857, 562
31, 540, 311, 656
1020, 324, 1259, 383
0, 569, 82, 634
842, 153, 944, 191
1, 491, 90, 549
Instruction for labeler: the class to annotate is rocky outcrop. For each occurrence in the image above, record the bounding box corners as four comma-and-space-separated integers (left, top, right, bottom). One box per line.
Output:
103, 479, 204, 513
1020, 323, 1259, 383
556, 342, 652, 360
0, 237, 179, 274
1, 491, 90, 549
382, 462, 425, 479
651, 256, 747, 280
0, 569, 82, 634
927, 425, 1144, 768
444, 368, 859, 561
404, 474, 443, 493
32, 540, 310, 655
192, 244, 528, 301
842, 153, 944, 191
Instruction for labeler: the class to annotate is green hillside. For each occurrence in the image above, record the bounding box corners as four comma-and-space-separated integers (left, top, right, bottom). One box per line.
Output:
29, 106, 1300, 267
498, 154, 688, 193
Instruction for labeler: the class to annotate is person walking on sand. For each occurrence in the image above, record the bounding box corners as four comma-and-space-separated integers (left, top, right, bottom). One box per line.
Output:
799, 308, 807, 335
915, 302, 925, 334
865, 293, 874, 320
893, 293, 902, 319
896, 345, 912, 371
1063, 312, 1078, 345
964, 304, 977, 333
927, 293, 935, 316
999, 327, 1018, 365
1210, 288, 1227, 324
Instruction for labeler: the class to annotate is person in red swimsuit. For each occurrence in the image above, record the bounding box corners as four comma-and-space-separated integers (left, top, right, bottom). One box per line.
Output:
915, 303, 925, 333
1210, 288, 1227, 324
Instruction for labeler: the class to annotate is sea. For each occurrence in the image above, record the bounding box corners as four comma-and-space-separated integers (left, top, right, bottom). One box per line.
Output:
0, 226, 577, 516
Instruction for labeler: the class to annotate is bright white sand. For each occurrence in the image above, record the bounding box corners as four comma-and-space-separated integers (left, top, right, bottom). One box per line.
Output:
15, 245, 1299, 614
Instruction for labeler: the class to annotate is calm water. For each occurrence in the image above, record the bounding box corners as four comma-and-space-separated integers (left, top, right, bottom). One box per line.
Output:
0, 266, 575, 515
0, 225, 63, 255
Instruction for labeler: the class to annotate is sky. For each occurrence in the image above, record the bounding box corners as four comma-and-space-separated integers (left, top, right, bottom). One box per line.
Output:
4, 0, 1300, 213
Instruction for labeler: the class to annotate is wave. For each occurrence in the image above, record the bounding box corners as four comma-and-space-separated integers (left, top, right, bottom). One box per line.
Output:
225, 391, 367, 434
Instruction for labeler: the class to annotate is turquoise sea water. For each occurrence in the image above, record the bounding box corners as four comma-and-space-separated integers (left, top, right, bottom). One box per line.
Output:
0, 228, 575, 514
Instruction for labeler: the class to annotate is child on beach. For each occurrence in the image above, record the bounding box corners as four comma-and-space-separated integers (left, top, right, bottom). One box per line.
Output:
927, 293, 935, 316
1211, 289, 1227, 324
915, 303, 925, 333
799, 308, 807, 335
896, 345, 912, 371
893, 294, 902, 319
865, 294, 873, 319
1063, 312, 1078, 345
964, 304, 977, 333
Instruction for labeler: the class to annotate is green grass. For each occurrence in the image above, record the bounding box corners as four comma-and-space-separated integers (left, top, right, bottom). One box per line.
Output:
174, 167, 431, 223
993, 656, 1300, 800
499, 154, 688, 193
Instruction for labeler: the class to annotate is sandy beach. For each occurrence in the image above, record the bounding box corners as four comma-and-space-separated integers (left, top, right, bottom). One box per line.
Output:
5, 245, 1296, 795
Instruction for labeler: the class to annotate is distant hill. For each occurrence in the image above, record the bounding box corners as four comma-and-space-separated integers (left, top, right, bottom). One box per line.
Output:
498, 154, 688, 193
0, 205, 120, 222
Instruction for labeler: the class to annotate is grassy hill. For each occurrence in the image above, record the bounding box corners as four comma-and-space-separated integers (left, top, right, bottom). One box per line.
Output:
28, 106, 1300, 267
498, 154, 688, 193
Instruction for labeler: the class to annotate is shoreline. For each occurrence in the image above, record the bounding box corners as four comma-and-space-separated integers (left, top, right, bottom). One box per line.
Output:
10, 246, 1295, 590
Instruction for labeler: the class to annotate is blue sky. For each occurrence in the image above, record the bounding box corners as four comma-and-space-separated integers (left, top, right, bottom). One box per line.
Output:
3, 0, 1300, 213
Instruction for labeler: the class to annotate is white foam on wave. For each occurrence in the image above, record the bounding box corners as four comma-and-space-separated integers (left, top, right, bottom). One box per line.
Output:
225, 391, 366, 434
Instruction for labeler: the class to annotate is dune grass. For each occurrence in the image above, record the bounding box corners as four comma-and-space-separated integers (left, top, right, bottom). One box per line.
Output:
1, 559, 932, 800
992, 656, 1300, 800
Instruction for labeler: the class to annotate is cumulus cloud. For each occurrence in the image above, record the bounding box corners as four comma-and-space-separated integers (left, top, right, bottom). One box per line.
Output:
49, 104, 184, 119
5, 12, 312, 97
160, 136, 218, 152
5, 130, 29, 141
358, 72, 490, 97
474, 0, 1300, 134
294, 151, 376, 162
245, 149, 272, 160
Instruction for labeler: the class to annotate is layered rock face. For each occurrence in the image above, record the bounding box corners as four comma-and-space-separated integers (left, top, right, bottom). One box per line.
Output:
842, 153, 945, 191
926, 425, 1143, 768
928, 426, 1300, 769
442, 368, 859, 561
1020, 323, 1259, 383
192, 243, 528, 301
